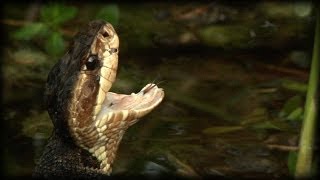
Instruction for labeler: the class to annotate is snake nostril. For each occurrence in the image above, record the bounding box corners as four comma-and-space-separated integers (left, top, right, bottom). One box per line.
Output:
102, 31, 110, 38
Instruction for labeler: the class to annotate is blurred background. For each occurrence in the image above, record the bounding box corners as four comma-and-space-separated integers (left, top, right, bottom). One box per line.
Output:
2, 1, 317, 178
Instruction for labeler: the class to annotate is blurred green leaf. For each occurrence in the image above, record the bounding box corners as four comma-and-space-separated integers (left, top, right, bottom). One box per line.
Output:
241, 108, 268, 125
13, 23, 49, 40
252, 121, 282, 131
279, 95, 303, 119
287, 107, 303, 121
288, 151, 298, 176
40, 3, 78, 27
281, 80, 307, 93
96, 4, 119, 25
45, 32, 65, 56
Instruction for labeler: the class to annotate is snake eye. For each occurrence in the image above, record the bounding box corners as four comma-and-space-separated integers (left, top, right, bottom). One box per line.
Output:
85, 55, 100, 71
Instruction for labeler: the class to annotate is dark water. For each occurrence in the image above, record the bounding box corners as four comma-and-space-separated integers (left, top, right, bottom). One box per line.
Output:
2, 1, 315, 178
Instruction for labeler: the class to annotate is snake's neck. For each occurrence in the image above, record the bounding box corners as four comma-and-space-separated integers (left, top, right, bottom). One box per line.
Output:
51, 121, 124, 174
89, 132, 125, 174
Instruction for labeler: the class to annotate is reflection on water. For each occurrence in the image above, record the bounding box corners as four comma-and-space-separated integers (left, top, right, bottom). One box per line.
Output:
110, 53, 304, 178
3, 1, 314, 178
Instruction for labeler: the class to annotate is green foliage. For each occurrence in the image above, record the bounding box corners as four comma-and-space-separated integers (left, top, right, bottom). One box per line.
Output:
45, 32, 65, 56
281, 80, 307, 93
96, 4, 119, 25
279, 95, 304, 121
13, 3, 121, 57
40, 3, 78, 28
13, 23, 49, 40
251, 121, 282, 131
13, 3, 78, 57
286, 107, 303, 121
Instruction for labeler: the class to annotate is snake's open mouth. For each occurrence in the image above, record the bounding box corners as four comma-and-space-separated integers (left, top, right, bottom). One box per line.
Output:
104, 84, 164, 115
95, 84, 165, 129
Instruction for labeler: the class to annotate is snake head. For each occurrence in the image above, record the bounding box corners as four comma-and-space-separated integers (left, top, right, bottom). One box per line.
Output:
45, 20, 164, 174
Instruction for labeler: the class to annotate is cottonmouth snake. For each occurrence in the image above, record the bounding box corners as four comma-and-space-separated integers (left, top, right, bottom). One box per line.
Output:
33, 20, 164, 178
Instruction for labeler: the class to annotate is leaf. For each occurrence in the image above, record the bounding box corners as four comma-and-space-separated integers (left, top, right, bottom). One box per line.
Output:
202, 126, 244, 135
13, 23, 49, 40
281, 80, 307, 93
287, 107, 303, 121
96, 4, 119, 25
241, 108, 268, 125
40, 3, 78, 27
279, 95, 303, 118
45, 32, 65, 56
287, 151, 298, 176
251, 121, 282, 131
